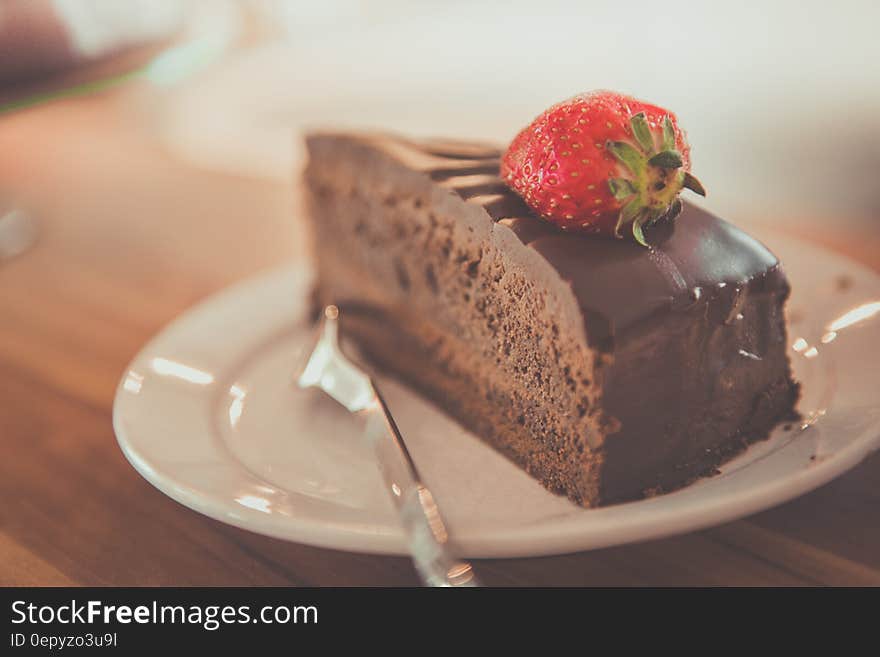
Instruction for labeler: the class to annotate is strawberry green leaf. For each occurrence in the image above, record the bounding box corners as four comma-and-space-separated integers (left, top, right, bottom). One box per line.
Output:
662, 116, 676, 151
629, 113, 655, 154
608, 177, 636, 200
682, 172, 707, 196
606, 141, 645, 176
648, 150, 683, 169
615, 197, 643, 238
632, 216, 649, 247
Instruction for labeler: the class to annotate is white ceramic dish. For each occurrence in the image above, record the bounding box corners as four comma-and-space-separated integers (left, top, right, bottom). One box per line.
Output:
113, 229, 880, 557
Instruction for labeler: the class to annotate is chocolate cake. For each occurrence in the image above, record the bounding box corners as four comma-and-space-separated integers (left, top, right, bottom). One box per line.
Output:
302, 132, 799, 506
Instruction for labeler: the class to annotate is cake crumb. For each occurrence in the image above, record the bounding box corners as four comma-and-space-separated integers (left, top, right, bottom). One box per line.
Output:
835, 274, 854, 292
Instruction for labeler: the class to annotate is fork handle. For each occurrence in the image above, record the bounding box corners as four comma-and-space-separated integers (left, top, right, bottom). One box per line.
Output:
360, 384, 479, 587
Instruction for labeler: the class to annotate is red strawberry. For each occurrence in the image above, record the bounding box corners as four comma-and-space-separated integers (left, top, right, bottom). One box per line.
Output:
501, 90, 705, 246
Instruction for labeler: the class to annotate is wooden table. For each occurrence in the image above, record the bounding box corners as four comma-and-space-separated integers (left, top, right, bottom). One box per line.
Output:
1, 82, 879, 587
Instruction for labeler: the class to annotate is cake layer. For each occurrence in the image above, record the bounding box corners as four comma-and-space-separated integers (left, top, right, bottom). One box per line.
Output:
303, 132, 799, 506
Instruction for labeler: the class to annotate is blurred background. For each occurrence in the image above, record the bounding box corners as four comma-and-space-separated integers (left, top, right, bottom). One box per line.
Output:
164, 0, 880, 224
1, 0, 879, 589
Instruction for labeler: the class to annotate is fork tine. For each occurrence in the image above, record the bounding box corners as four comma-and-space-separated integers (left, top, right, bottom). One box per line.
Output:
296, 305, 373, 412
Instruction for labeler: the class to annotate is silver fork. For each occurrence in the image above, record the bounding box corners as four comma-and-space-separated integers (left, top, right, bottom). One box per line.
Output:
297, 305, 479, 587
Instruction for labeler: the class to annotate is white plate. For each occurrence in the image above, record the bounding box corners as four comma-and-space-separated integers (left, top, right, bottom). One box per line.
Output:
113, 230, 880, 557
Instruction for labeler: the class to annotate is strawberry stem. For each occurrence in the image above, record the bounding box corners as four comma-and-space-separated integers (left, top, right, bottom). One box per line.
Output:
682, 172, 707, 196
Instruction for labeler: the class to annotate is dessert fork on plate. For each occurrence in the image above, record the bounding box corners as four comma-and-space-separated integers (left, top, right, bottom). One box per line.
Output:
297, 305, 479, 587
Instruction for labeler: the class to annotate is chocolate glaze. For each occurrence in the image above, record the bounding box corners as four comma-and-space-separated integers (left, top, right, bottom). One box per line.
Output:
525, 212, 784, 348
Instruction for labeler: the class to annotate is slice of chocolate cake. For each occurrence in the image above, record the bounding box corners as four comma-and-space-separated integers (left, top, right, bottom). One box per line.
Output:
302, 132, 799, 506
